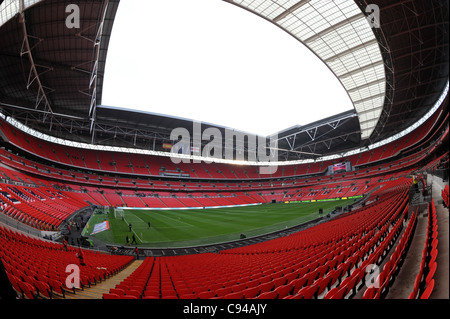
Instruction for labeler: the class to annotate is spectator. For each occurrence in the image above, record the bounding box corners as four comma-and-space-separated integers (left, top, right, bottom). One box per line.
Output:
76, 247, 86, 266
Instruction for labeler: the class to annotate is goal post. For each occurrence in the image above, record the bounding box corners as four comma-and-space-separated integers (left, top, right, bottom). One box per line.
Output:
114, 207, 125, 220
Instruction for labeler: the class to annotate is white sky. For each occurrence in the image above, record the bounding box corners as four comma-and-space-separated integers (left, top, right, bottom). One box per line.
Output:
101, 0, 354, 136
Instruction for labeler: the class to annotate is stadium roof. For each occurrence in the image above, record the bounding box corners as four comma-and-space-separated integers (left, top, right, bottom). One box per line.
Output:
0, 0, 118, 118
0, 0, 448, 161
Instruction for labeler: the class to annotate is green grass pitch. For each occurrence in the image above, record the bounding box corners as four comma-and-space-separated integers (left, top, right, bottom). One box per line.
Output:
84, 198, 357, 248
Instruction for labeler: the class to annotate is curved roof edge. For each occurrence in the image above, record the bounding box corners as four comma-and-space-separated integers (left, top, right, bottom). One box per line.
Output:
224, 0, 387, 140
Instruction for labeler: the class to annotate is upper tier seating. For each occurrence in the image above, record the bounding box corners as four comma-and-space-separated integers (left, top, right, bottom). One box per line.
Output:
0, 109, 442, 182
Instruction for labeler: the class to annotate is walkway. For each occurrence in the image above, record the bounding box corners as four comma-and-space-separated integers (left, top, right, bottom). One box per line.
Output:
429, 177, 449, 299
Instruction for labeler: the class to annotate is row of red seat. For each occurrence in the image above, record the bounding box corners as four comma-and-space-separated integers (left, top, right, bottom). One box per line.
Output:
0, 224, 134, 299
408, 199, 439, 299
359, 104, 443, 167
0, 144, 411, 196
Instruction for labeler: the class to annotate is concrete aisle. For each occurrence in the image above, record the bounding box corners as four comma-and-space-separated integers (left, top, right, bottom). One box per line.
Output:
430, 177, 449, 299
385, 208, 428, 298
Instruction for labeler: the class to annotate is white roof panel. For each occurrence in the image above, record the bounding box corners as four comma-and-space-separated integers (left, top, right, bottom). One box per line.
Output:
229, 0, 386, 139
0, 0, 44, 27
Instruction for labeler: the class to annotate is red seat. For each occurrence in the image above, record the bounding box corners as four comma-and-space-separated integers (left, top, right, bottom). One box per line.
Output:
362, 286, 377, 299
323, 269, 337, 288
429, 247, 438, 265
420, 279, 434, 299
223, 291, 244, 299
425, 261, 437, 284
273, 284, 292, 299
6, 273, 21, 297
295, 285, 317, 299
330, 286, 347, 299
198, 291, 216, 299
323, 287, 339, 299
231, 284, 246, 293
35, 280, 52, 298
347, 275, 360, 298
36, 274, 50, 284
242, 286, 260, 299
291, 276, 308, 294
216, 286, 233, 297
317, 275, 333, 297
256, 290, 278, 299
23, 275, 36, 286
125, 289, 142, 299
161, 289, 178, 299
305, 269, 320, 285
272, 276, 287, 287
295, 266, 309, 279
48, 278, 66, 298
245, 280, 261, 289
18, 281, 37, 299
258, 281, 275, 294
259, 276, 272, 284
110, 288, 125, 296
143, 290, 159, 298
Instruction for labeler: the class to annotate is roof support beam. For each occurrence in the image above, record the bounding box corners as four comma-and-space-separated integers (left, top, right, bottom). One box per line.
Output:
325, 38, 379, 63
347, 78, 385, 93
303, 12, 365, 44
338, 60, 384, 79
272, 0, 312, 23
73, 0, 110, 137
353, 92, 386, 105
19, 11, 53, 113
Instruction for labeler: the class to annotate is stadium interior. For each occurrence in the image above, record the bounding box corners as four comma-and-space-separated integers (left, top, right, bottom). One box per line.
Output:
0, 0, 448, 302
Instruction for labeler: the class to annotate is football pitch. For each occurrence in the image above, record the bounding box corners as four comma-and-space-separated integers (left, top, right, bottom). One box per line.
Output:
84, 198, 358, 248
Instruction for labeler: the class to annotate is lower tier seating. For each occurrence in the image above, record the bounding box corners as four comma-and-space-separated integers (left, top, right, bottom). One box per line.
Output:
0, 224, 133, 299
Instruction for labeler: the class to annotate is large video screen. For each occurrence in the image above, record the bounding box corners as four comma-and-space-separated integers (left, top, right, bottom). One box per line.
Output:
327, 162, 352, 175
